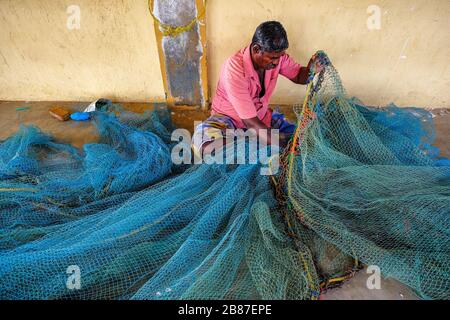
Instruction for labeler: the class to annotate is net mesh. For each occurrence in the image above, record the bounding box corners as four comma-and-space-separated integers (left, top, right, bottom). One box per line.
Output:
0, 54, 449, 300
277, 58, 449, 300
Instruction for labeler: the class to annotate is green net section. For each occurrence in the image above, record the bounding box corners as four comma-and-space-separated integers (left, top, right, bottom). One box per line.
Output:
275, 54, 450, 299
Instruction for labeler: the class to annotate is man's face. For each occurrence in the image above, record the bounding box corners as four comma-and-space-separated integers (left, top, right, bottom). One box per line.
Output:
252, 45, 285, 70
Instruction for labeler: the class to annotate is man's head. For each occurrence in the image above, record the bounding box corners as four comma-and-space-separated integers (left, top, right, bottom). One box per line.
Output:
251, 21, 289, 71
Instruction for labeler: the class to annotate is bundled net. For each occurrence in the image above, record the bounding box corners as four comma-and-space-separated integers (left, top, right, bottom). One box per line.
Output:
0, 53, 449, 300
275, 53, 450, 299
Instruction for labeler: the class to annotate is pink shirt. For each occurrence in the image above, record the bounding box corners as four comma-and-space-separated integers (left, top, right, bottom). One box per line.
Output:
211, 45, 302, 129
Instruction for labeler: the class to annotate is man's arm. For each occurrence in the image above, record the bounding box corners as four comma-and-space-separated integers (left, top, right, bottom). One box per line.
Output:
291, 58, 314, 85
242, 117, 272, 145
291, 52, 330, 85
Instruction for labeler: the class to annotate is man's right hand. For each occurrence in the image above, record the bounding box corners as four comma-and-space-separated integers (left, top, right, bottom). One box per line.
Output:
242, 117, 272, 145
310, 50, 331, 75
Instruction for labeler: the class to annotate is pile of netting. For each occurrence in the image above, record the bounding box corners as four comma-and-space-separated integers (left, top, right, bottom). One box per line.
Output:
0, 54, 449, 300
274, 54, 450, 300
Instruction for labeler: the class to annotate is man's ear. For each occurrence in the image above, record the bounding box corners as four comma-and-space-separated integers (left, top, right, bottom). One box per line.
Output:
252, 44, 261, 55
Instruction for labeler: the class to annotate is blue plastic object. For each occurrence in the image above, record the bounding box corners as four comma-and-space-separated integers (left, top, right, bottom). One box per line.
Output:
70, 112, 91, 121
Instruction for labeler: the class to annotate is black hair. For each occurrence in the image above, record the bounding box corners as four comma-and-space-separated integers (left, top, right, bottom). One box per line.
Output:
251, 21, 289, 53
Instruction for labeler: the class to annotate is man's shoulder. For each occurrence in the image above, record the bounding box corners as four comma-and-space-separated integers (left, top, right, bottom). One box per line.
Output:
279, 52, 294, 64
223, 47, 246, 79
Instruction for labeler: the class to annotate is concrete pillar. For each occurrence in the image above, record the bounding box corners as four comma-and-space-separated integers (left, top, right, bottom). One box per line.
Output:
151, 0, 208, 109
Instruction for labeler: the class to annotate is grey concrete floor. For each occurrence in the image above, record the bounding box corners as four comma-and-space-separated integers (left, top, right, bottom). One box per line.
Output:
321, 267, 419, 300
0, 101, 448, 300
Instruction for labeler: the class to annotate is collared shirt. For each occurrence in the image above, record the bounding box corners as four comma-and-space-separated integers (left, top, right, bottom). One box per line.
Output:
211, 45, 302, 129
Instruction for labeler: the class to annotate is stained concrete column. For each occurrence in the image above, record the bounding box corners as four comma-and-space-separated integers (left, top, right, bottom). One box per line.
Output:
151, 0, 208, 109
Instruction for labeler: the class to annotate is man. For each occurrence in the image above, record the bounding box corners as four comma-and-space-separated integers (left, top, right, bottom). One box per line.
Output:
193, 21, 325, 157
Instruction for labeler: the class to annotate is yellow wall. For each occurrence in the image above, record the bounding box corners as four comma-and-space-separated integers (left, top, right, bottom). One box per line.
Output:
0, 0, 165, 102
1, 0, 449, 108
207, 0, 450, 108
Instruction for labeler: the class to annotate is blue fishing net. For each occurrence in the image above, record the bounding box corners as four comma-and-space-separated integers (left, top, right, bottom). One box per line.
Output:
279, 62, 450, 300
0, 59, 449, 300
